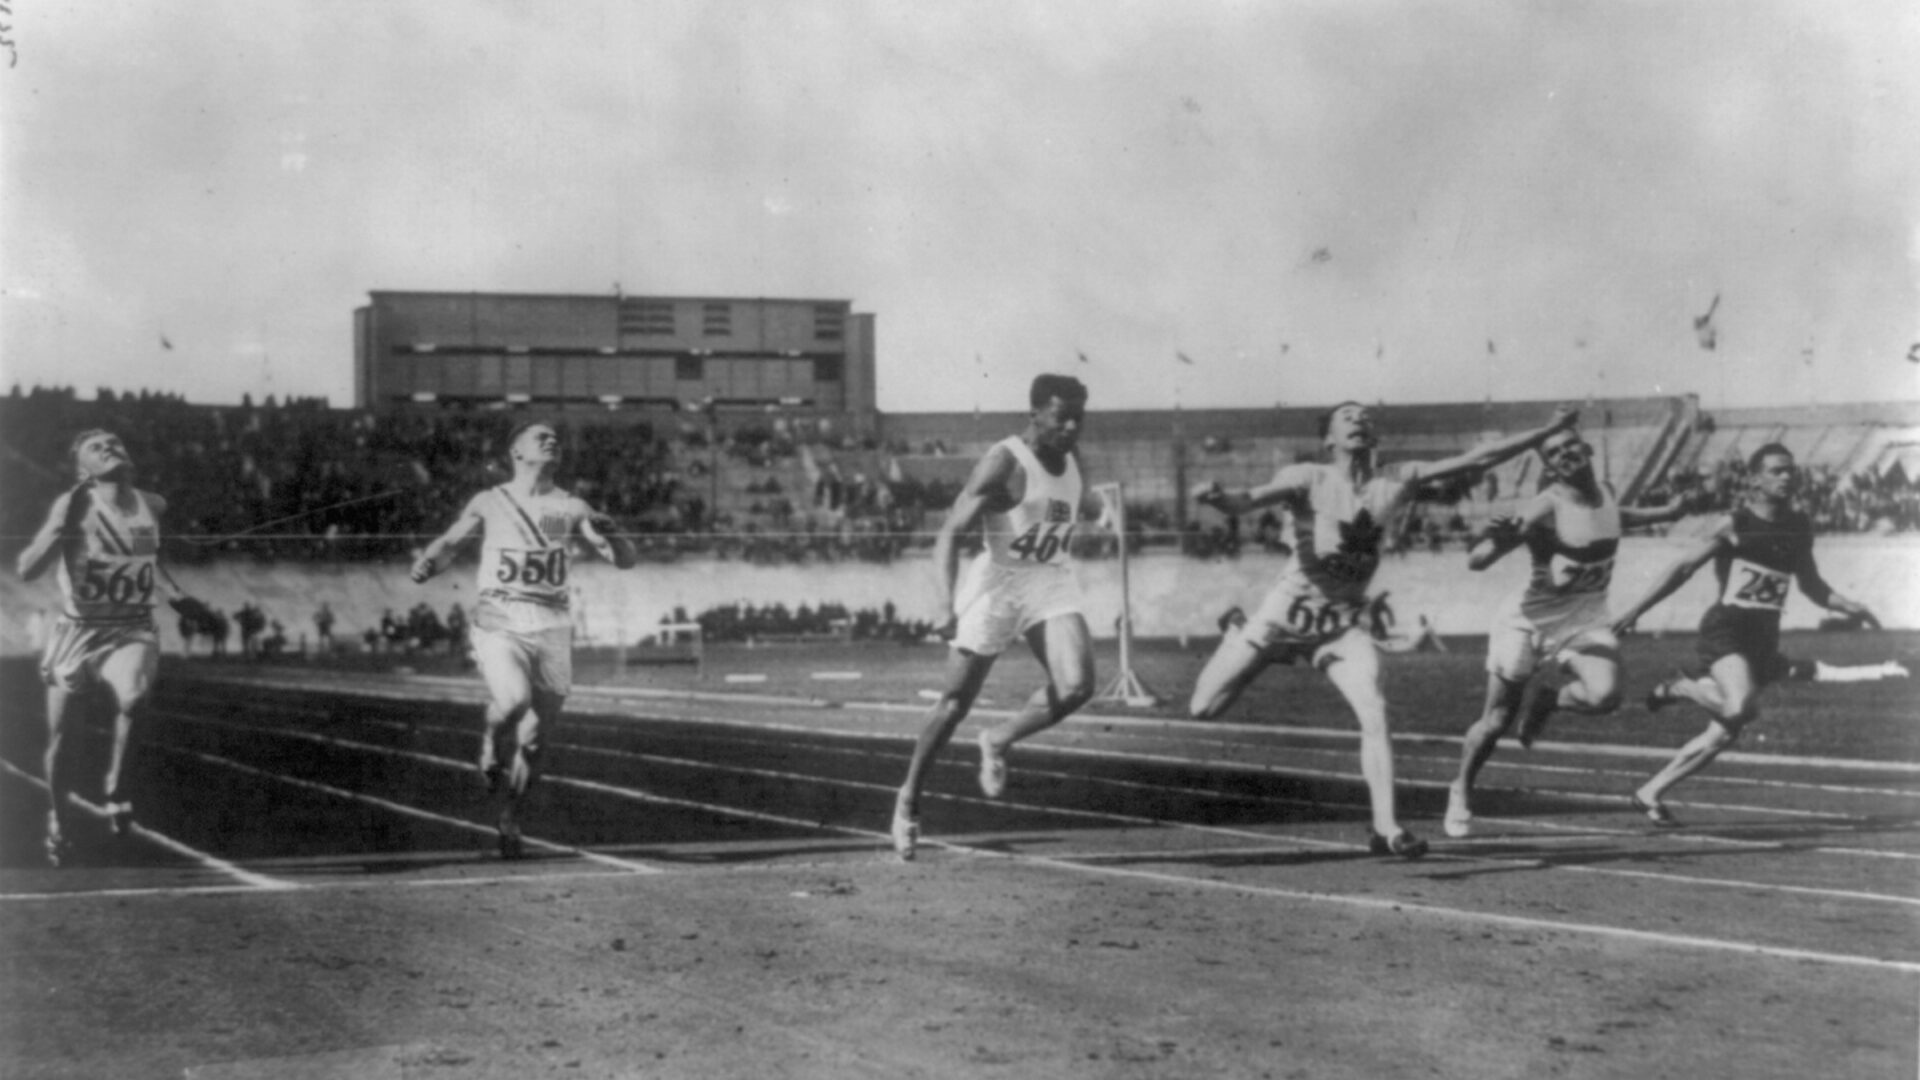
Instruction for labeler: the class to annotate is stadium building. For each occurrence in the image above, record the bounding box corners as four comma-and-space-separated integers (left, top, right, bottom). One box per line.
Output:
353, 290, 878, 430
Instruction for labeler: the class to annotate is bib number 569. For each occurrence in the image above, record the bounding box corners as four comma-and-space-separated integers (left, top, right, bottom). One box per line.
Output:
76, 560, 155, 605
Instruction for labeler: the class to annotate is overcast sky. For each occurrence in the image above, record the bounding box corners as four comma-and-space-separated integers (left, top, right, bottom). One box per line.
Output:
3, 0, 1916, 415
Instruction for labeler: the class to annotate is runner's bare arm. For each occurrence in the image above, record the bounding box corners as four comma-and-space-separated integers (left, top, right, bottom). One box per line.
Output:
577, 502, 638, 570
931, 446, 1017, 628
1467, 496, 1550, 571
1792, 544, 1869, 620
16, 488, 86, 581
1620, 487, 1697, 529
410, 496, 486, 583
1192, 463, 1313, 517
1610, 516, 1733, 636
1410, 405, 1579, 489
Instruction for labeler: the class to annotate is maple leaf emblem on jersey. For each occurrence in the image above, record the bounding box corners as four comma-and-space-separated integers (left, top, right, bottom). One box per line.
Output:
1321, 509, 1384, 583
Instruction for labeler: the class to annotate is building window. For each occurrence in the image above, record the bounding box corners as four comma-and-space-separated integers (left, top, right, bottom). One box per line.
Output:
813, 305, 844, 342
676, 355, 704, 381
813, 355, 842, 382
702, 302, 731, 337
620, 299, 676, 336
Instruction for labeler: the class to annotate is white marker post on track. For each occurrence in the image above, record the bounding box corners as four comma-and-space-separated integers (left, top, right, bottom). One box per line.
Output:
1091, 481, 1160, 707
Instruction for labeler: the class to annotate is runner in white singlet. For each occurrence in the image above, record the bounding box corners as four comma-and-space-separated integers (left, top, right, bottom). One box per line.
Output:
1190, 402, 1578, 858
410, 422, 636, 859
891, 374, 1095, 860
1443, 426, 1691, 837
16, 430, 191, 864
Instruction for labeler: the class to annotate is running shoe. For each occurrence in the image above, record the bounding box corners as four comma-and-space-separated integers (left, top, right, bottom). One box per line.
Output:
1367, 829, 1430, 859
976, 731, 1008, 799
1442, 795, 1473, 839
496, 818, 525, 860
1630, 793, 1682, 828
44, 814, 72, 868
105, 795, 134, 838
890, 812, 920, 861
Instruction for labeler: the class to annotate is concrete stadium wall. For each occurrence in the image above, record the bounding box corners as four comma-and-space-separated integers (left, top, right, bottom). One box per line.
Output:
3, 537, 1915, 659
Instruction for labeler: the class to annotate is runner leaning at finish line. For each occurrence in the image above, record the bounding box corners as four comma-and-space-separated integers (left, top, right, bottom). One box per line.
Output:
410, 421, 636, 859
891, 373, 1095, 861
1190, 401, 1578, 858
1610, 442, 1876, 827
1443, 423, 1692, 838
16, 429, 202, 866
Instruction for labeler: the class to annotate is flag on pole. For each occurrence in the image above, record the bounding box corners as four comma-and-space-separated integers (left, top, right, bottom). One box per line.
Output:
1693, 294, 1721, 351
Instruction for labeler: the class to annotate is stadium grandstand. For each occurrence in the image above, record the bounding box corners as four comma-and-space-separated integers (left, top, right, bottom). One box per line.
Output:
4, 293, 1917, 652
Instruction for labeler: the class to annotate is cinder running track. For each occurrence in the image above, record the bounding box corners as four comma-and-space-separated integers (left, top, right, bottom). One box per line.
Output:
2, 662, 1914, 1079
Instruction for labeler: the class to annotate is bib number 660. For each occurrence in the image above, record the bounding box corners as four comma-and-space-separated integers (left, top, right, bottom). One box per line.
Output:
496, 548, 568, 587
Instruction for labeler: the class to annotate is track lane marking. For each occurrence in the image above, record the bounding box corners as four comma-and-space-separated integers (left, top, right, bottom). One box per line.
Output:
155, 743, 664, 875
189, 700, 1920, 898
134, 705, 1920, 969
0, 756, 294, 891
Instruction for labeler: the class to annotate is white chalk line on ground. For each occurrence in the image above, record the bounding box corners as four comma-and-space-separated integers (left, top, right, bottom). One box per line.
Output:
178, 702, 1920, 911
153, 741, 664, 875
0, 756, 294, 892
38, 703, 1920, 973
193, 694, 1920, 893
181, 668, 1920, 776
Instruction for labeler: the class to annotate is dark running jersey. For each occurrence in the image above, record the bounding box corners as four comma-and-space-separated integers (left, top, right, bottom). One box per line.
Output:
1709, 504, 1814, 621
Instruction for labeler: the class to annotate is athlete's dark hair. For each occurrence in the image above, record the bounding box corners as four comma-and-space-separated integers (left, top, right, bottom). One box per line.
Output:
504, 421, 554, 461
69, 428, 116, 480
1317, 401, 1367, 442
1029, 374, 1088, 410
1747, 442, 1794, 472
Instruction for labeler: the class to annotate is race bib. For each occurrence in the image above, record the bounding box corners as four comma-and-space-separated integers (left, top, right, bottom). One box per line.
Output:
1548, 554, 1613, 595
489, 547, 570, 591
1006, 522, 1075, 566
1263, 594, 1391, 643
1722, 558, 1790, 610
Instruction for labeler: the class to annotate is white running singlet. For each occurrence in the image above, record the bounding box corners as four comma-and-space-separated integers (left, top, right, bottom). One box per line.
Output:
57, 489, 160, 625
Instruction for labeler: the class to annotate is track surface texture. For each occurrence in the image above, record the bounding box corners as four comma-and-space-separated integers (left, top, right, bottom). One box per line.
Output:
1, 632, 1916, 1079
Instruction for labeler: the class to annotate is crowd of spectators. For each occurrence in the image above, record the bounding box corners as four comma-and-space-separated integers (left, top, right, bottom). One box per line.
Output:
5, 388, 1913, 579
659, 601, 938, 645
1643, 454, 1919, 534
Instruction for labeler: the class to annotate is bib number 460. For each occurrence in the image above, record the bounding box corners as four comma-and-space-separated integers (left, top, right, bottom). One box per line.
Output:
497, 548, 568, 587
1008, 523, 1074, 563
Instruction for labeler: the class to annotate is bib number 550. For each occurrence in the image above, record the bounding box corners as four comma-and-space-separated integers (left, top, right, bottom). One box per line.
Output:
496, 548, 568, 587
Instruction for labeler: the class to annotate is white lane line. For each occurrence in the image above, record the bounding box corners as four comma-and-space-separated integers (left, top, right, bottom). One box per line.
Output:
980, 844, 1920, 976
176, 700, 1920, 905
228, 699, 1920, 891
150, 711, 665, 875
153, 743, 664, 875
119, 708, 1920, 969
0, 756, 294, 892
172, 670, 1920, 775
